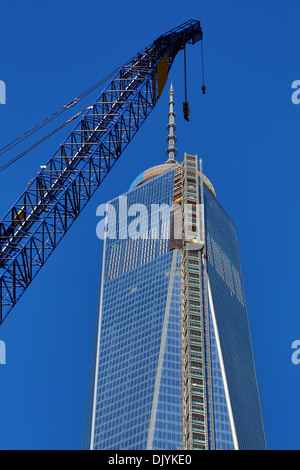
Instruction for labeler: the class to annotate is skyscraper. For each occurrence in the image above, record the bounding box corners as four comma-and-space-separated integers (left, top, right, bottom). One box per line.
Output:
82, 84, 266, 450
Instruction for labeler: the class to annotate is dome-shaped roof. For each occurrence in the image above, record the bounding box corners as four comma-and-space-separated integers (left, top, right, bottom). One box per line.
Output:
129, 162, 179, 190
129, 161, 216, 198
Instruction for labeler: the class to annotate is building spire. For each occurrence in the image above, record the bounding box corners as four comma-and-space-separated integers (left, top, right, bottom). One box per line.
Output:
165, 82, 177, 164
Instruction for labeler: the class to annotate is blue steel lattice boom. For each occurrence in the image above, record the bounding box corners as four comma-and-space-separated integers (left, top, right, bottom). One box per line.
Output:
0, 20, 203, 323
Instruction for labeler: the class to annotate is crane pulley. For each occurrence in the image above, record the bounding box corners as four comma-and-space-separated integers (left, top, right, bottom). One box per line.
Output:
0, 19, 203, 324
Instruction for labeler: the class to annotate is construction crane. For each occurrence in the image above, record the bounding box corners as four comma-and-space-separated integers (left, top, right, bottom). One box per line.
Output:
0, 19, 203, 324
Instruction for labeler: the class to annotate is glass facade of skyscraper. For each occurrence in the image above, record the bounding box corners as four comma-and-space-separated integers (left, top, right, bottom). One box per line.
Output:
204, 183, 266, 449
82, 159, 266, 450
84, 170, 184, 450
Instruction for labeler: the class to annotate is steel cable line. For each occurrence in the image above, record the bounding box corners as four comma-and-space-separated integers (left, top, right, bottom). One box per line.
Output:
0, 65, 122, 161
0, 45, 157, 174
0, 106, 92, 173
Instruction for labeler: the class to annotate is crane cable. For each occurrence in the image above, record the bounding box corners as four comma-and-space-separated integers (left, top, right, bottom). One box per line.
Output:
0, 64, 122, 162
183, 45, 190, 121
0, 48, 154, 174
183, 37, 206, 121
0, 42, 205, 173
201, 38, 206, 94
0, 106, 93, 173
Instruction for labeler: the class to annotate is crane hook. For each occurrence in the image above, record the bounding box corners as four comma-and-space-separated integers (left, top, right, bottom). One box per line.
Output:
201, 36, 206, 94
183, 45, 190, 121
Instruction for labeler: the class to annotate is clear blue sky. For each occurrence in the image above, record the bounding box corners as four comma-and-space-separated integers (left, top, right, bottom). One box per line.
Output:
0, 0, 299, 450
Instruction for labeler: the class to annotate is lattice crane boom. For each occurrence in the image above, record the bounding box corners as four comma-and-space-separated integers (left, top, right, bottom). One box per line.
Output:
0, 19, 203, 324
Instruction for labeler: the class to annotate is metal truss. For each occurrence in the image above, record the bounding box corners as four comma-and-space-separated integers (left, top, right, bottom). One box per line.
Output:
0, 20, 202, 323
181, 153, 214, 450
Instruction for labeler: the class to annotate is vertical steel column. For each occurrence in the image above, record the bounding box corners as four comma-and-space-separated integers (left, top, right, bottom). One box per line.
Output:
181, 153, 208, 450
